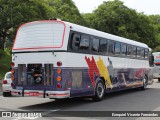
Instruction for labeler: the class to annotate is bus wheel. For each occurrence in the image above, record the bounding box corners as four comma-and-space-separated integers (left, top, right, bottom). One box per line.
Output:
158, 78, 160, 82
141, 76, 147, 90
92, 80, 105, 102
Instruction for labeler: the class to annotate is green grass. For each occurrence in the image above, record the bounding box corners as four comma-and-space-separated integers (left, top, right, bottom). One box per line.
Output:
0, 49, 12, 80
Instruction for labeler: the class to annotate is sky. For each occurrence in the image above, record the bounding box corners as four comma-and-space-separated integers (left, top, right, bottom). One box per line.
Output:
72, 0, 160, 15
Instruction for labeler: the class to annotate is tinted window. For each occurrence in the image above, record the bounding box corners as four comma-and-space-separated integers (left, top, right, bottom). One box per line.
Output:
121, 43, 127, 56
137, 47, 141, 58
90, 36, 100, 52
108, 40, 114, 54
79, 34, 90, 50
141, 48, 145, 58
115, 42, 121, 55
132, 46, 136, 58
127, 45, 132, 56
99, 39, 108, 54
145, 49, 149, 58
70, 33, 80, 51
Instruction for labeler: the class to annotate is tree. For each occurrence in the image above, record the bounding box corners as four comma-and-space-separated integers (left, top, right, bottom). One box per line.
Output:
0, 0, 86, 50
83, 0, 157, 48
149, 15, 160, 50
82, 13, 95, 28
47, 0, 85, 25
0, 0, 54, 50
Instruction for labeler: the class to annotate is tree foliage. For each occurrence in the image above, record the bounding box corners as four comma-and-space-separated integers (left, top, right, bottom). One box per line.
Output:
83, 0, 158, 48
47, 0, 85, 25
0, 0, 84, 50
0, 0, 54, 50
0, 0, 160, 51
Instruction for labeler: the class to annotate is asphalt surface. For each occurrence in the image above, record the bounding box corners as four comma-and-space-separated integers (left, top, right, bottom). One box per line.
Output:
0, 79, 160, 120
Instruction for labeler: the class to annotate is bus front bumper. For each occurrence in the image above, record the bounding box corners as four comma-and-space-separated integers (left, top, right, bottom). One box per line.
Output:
11, 89, 70, 99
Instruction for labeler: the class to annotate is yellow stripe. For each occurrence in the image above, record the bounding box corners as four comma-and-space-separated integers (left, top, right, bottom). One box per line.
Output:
96, 57, 113, 89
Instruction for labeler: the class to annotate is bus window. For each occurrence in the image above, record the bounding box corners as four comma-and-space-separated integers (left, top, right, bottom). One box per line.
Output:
127, 45, 132, 56
132, 46, 136, 58
70, 32, 80, 51
108, 40, 114, 55
145, 49, 149, 59
121, 43, 127, 56
141, 49, 145, 58
99, 39, 108, 54
90, 36, 100, 52
137, 47, 141, 58
79, 34, 90, 51
115, 42, 121, 55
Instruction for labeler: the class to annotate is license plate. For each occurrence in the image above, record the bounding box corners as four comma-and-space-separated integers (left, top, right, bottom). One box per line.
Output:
29, 92, 39, 96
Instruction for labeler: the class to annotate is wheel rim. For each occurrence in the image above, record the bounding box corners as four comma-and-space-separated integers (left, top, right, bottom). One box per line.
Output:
97, 82, 104, 98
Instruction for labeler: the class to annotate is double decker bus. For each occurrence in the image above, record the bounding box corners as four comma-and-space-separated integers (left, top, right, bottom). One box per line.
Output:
11, 20, 153, 101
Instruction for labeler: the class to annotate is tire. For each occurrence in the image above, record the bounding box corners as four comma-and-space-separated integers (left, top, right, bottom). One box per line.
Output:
3, 92, 7, 97
92, 80, 105, 102
158, 78, 160, 82
141, 76, 147, 90
3, 92, 11, 97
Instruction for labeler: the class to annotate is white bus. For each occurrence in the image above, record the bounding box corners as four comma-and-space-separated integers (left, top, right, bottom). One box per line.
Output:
153, 52, 160, 82
10, 20, 153, 101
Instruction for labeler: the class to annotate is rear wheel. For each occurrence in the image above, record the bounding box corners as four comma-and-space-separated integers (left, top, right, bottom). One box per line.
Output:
158, 78, 160, 82
92, 80, 105, 102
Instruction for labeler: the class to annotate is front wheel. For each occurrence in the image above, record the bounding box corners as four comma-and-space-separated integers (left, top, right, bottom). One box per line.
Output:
141, 76, 147, 90
92, 80, 105, 102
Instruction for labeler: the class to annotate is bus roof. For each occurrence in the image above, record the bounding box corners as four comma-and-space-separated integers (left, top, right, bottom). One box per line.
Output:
64, 21, 149, 48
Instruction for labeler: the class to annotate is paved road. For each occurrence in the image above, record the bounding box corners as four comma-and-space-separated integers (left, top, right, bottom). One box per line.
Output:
0, 79, 160, 120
